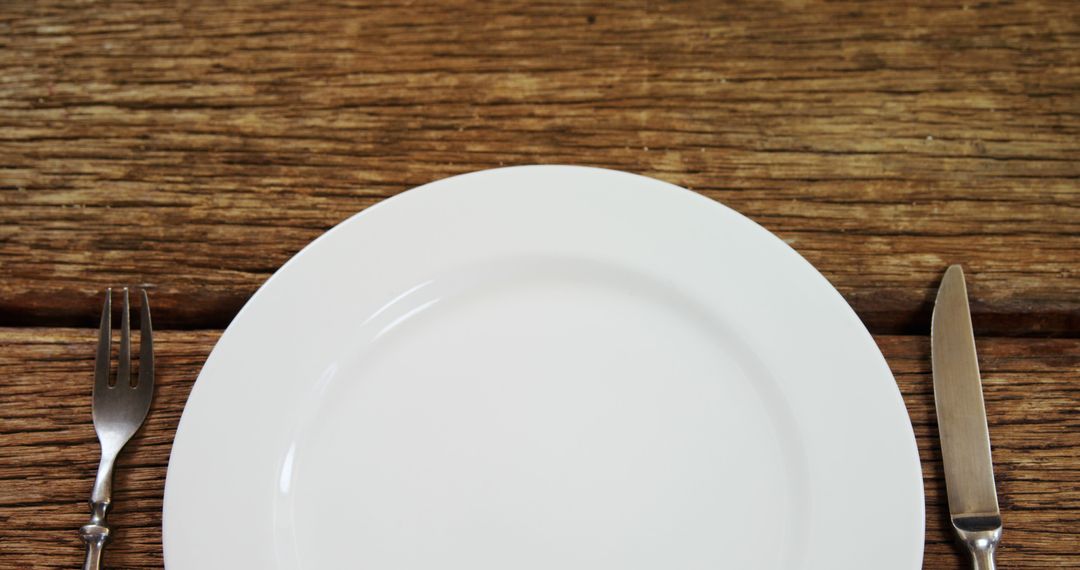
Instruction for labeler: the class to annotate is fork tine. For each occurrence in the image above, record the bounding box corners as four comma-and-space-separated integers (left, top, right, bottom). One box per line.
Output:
94, 289, 112, 392
138, 289, 154, 390
118, 288, 131, 387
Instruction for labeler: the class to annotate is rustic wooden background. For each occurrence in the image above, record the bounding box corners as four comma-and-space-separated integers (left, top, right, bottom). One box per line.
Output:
1, 1, 1077, 568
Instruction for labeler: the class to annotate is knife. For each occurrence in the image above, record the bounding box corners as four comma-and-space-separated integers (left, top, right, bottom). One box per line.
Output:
932, 265, 1002, 569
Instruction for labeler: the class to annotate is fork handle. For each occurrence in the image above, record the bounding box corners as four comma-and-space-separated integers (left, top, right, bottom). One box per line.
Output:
80, 516, 109, 570
80, 499, 110, 570
81, 450, 116, 569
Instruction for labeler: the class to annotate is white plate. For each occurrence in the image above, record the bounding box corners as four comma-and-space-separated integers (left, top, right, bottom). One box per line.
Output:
164, 166, 923, 569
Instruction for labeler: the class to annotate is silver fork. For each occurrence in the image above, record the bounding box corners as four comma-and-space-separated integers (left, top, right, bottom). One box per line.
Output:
79, 288, 154, 570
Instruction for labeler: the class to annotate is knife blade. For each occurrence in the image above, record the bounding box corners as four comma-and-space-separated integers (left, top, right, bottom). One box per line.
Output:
932, 265, 1002, 569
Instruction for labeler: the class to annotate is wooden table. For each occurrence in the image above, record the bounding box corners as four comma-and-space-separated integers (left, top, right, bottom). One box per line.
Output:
1, 1, 1076, 568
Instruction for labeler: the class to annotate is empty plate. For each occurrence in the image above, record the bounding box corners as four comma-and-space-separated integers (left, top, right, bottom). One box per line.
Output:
164, 166, 923, 569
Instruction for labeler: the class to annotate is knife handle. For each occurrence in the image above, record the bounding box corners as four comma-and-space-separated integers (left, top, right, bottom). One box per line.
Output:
955, 522, 1001, 570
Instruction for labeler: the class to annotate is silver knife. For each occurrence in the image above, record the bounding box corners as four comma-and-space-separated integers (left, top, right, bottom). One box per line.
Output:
932, 265, 1002, 569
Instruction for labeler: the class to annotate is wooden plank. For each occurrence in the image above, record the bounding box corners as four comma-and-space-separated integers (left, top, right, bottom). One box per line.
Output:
1, 1, 1077, 334
0, 328, 1076, 568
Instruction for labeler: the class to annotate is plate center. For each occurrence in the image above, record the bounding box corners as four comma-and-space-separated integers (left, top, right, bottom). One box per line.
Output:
279, 258, 804, 569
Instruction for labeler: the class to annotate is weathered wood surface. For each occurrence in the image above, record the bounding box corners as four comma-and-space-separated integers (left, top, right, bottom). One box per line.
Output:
1, 1, 1077, 334
0, 329, 1077, 569
1, 1, 1077, 568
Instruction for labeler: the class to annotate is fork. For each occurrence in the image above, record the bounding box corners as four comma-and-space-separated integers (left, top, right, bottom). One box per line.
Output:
79, 288, 154, 570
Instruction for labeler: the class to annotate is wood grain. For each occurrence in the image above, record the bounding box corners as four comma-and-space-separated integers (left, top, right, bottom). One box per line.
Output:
1, 0, 1077, 334
1, 2, 1077, 568
0, 328, 1076, 569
